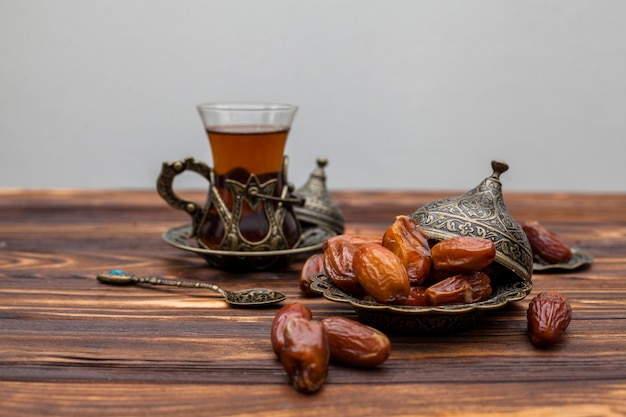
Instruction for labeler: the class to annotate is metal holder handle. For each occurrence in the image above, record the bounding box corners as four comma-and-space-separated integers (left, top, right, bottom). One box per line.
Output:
156, 157, 212, 234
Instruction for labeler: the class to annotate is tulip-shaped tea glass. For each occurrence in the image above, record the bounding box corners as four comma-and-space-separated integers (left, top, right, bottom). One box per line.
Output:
157, 102, 303, 253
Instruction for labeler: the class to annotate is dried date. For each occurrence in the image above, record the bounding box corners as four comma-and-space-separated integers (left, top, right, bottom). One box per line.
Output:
280, 318, 329, 394
382, 215, 432, 285
522, 220, 573, 264
527, 292, 572, 347
321, 317, 391, 367
323, 234, 382, 250
323, 238, 364, 295
270, 302, 313, 358
352, 243, 410, 303
402, 285, 429, 306
299, 253, 325, 296
430, 236, 496, 273
424, 271, 492, 305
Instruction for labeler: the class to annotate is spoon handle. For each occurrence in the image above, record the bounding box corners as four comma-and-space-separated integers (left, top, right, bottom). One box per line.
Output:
97, 270, 226, 297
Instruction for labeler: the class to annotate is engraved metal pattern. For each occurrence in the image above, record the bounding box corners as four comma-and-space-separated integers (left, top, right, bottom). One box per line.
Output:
309, 273, 532, 333
203, 171, 290, 252
355, 309, 484, 334
411, 160, 533, 284
293, 157, 345, 235
227, 288, 287, 305
156, 157, 212, 234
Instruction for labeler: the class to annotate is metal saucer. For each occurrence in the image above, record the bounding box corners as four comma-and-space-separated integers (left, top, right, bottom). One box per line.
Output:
533, 247, 593, 272
163, 224, 335, 271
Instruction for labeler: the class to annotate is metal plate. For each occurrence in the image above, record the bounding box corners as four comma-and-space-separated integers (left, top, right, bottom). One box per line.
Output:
533, 247, 593, 272
310, 273, 532, 333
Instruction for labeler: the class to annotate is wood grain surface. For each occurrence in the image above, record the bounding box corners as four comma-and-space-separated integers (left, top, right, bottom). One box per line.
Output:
1, 189, 625, 416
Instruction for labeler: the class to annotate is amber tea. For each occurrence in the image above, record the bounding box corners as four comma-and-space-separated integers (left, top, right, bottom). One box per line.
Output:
206, 125, 289, 176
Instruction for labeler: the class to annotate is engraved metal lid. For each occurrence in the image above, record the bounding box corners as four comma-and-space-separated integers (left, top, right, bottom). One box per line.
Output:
293, 157, 345, 236
411, 160, 533, 284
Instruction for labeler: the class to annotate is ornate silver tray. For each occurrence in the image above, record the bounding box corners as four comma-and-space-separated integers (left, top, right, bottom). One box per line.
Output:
533, 247, 593, 272
163, 224, 334, 270
310, 273, 533, 334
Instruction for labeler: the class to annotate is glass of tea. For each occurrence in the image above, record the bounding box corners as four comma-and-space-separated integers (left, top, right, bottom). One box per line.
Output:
192, 102, 301, 251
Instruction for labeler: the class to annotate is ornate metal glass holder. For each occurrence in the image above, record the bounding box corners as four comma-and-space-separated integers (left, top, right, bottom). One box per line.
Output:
157, 156, 344, 270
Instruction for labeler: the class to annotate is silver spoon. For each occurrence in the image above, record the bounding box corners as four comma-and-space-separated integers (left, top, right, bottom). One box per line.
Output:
97, 269, 286, 307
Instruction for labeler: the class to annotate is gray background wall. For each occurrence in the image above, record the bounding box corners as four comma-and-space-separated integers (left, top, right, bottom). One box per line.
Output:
1, 0, 625, 192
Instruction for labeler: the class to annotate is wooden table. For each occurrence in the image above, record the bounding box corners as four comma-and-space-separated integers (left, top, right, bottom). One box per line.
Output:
1, 189, 625, 416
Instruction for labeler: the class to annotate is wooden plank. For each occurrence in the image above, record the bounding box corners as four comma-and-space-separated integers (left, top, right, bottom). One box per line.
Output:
1, 381, 625, 416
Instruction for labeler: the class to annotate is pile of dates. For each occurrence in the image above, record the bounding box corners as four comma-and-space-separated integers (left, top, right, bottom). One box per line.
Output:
271, 302, 391, 394
300, 215, 497, 307
277, 218, 575, 394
